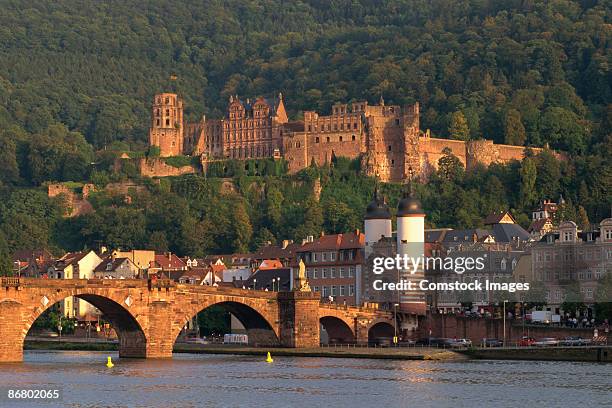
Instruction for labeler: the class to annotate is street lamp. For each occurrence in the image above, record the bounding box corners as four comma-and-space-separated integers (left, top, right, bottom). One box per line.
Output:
393, 303, 399, 346
253, 279, 257, 290
503, 299, 508, 346
271, 278, 276, 292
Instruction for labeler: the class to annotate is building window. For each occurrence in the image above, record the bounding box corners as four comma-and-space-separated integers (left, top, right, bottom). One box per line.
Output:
339, 136, 343, 142
352, 135, 356, 141
314, 286, 319, 293
166, 119, 170, 126
313, 268, 318, 279
313, 253, 318, 262
331, 286, 337, 296
339, 267, 344, 278
349, 285, 354, 296
330, 252, 336, 261
500, 258, 506, 271
339, 285, 345, 296
388, 145, 391, 151
323, 286, 329, 297
330, 268, 336, 278
348, 266, 355, 277
326, 137, 330, 142
315, 137, 320, 143
321, 268, 327, 278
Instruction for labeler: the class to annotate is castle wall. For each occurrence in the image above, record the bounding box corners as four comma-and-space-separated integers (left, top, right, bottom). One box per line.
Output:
139, 158, 196, 178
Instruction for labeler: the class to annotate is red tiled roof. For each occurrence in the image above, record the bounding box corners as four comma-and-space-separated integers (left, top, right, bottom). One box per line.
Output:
297, 232, 364, 252
154, 253, 186, 270
258, 259, 283, 270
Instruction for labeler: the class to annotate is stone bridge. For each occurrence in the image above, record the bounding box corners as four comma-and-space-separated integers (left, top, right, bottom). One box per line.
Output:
0, 278, 393, 362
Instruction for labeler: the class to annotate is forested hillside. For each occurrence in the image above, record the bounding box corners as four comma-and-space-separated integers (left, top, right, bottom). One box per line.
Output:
0, 0, 609, 264
0, 0, 609, 149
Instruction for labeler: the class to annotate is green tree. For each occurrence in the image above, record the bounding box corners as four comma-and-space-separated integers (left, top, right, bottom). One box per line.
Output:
503, 109, 526, 146
0, 232, 12, 276
448, 111, 470, 141
231, 200, 252, 253
519, 157, 537, 210
437, 147, 464, 181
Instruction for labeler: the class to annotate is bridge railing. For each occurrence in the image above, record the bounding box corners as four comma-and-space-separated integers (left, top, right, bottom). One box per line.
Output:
1, 277, 21, 287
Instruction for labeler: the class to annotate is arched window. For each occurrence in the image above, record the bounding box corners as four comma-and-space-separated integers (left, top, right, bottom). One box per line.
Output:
500, 258, 506, 271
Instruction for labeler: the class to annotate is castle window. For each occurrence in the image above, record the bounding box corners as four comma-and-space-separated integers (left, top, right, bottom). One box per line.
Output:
354, 123, 358, 129
391, 159, 394, 165
388, 145, 391, 151
340, 124, 344, 130
334, 124, 338, 131
326, 137, 330, 142
352, 135, 356, 141
166, 119, 170, 126
315, 137, 320, 143
165, 97, 169, 104
156, 119, 160, 126
155, 109, 160, 116
166, 109, 170, 115
308, 125, 312, 132
327, 124, 330, 131
339, 136, 343, 142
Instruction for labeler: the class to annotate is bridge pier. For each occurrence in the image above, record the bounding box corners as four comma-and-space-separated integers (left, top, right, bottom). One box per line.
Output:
0, 299, 28, 362
278, 292, 320, 348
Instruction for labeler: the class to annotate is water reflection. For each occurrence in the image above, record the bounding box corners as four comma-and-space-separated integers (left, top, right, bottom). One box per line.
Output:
0, 351, 608, 407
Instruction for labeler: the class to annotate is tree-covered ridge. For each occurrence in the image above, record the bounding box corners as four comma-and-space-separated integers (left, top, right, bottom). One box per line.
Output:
0, 0, 608, 152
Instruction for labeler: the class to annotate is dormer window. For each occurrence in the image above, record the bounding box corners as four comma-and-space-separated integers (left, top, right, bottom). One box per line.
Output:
106, 263, 113, 271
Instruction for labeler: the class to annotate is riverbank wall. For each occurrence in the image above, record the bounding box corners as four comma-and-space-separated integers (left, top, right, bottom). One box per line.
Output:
461, 346, 611, 362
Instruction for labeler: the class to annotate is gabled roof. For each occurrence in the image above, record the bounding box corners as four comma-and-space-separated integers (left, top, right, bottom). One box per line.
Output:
153, 253, 186, 270
57, 251, 91, 267
484, 210, 516, 225
94, 256, 136, 273
490, 223, 530, 242
442, 229, 492, 244
528, 218, 551, 232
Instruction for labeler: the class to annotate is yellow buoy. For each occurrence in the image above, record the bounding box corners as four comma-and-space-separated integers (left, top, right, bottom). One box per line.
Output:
265, 352, 273, 363
106, 356, 114, 368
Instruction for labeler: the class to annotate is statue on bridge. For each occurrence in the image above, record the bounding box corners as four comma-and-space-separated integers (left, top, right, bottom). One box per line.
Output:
294, 259, 311, 292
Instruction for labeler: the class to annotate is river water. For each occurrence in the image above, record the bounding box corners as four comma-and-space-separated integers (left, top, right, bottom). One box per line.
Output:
0, 351, 609, 407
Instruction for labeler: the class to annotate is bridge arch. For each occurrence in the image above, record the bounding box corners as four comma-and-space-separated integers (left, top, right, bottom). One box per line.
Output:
319, 316, 355, 344
3, 287, 148, 361
367, 320, 396, 345
171, 296, 281, 347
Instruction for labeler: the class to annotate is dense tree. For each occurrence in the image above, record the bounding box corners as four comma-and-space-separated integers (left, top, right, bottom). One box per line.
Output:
437, 148, 464, 181
448, 111, 470, 141
503, 109, 526, 146
519, 158, 537, 210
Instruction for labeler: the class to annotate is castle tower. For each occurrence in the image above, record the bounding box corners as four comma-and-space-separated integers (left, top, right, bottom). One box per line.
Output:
364, 184, 392, 258
149, 93, 184, 157
402, 102, 420, 181
396, 174, 426, 315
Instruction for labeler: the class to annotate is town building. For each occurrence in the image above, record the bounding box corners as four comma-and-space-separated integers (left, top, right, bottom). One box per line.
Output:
52, 251, 103, 319
93, 255, 139, 279
531, 218, 612, 315
293, 231, 365, 306
528, 198, 560, 239
12, 249, 54, 277
148, 92, 542, 181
